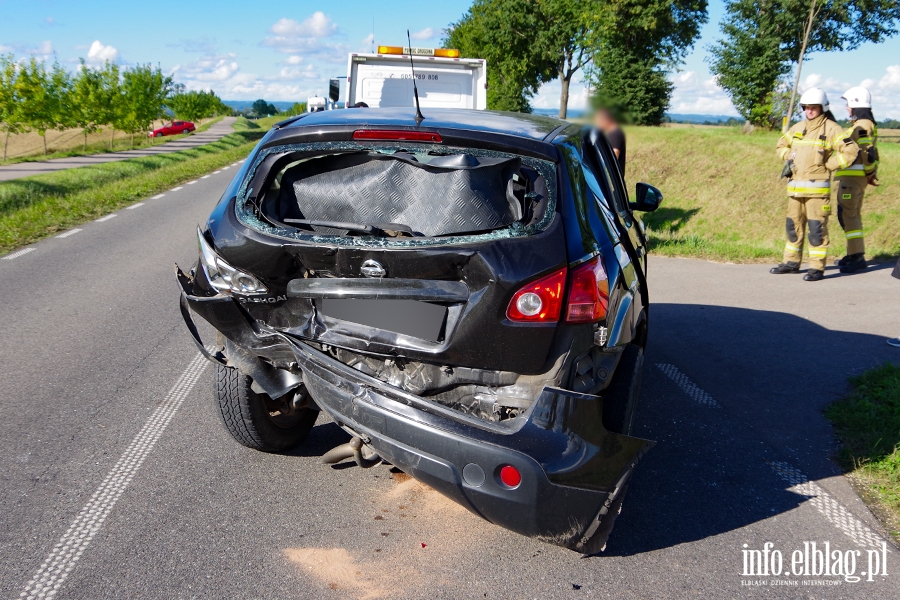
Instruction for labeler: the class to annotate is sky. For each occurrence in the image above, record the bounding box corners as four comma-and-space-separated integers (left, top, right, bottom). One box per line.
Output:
2, 0, 900, 118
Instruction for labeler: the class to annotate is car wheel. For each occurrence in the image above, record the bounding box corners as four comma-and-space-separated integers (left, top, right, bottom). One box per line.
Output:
155, 132, 163, 137
213, 363, 318, 452
602, 343, 644, 435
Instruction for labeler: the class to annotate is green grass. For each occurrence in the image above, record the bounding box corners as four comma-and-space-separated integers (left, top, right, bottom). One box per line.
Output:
0, 115, 227, 166
0, 119, 265, 254
629, 125, 900, 263
825, 363, 900, 542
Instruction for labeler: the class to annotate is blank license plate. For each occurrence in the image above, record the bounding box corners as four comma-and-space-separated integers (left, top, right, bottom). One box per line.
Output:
320, 299, 447, 341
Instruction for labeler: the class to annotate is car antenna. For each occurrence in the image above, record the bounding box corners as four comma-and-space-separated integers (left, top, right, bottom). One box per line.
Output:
406, 29, 425, 125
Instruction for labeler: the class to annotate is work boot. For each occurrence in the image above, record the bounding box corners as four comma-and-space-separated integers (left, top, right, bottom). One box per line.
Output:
839, 253, 867, 274
770, 261, 800, 274
803, 269, 824, 282
836, 255, 851, 266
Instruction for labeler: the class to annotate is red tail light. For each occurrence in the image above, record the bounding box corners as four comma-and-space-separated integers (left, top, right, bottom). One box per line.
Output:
506, 268, 566, 323
565, 256, 609, 323
499, 465, 521, 488
353, 130, 442, 143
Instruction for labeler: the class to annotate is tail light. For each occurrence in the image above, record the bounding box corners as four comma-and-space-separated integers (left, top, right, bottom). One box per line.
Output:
506, 268, 566, 322
565, 256, 609, 323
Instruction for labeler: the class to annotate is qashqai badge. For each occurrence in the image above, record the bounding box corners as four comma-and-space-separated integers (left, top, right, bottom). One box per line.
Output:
360, 259, 386, 278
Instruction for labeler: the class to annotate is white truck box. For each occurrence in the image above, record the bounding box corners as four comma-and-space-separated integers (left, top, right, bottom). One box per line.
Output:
346, 51, 487, 110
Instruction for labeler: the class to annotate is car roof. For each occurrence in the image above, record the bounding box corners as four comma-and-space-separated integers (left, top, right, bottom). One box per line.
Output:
278, 107, 569, 142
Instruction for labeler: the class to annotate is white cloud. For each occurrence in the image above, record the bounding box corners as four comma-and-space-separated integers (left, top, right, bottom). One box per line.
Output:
409, 28, 436, 41
360, 33, 374, 51
86, 40, 118, 63
855, 64, 900, 118
270, 13, 336, 38
279, 64, 318, 79
172, 54, 239, 82
668, 71, 739, 116
285, 55, 303, 65
263, 13, 348, 61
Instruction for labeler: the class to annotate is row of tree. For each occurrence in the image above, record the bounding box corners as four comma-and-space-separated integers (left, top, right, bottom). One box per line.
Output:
444, 0, 708, 124
710, 0, 900, 129
0, 54, 231, 160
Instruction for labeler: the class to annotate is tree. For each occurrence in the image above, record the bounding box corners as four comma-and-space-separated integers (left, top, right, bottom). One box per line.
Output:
119, 63, 172, 146
588, 0, 708, 125
251, 99, 271, 118
709, 0, 900, 130
15, 58, 55, 155
168, 88, 228, 122
71, 61, 106, 150
96, 61, 121, 149
445, 0, 556, 112
0, 54, 20, 161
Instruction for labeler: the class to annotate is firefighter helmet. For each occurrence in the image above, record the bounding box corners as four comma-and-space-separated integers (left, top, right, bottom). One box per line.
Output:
841, 86, 872, 109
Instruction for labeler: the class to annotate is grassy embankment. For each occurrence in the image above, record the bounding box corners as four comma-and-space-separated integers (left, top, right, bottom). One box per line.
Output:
0, 116, 270, 255
0, 116, 226, 166
825, 364, 900, 542
628, 126, 900, 263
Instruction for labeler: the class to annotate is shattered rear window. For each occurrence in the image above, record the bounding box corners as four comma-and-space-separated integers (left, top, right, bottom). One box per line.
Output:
235, 141, 557, 247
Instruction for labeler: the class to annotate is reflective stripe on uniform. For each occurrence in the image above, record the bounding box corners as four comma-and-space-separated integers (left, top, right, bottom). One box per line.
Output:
809, 248, 828, 257
785, 243, 802, 253
779, 147, 791, 159
858, 136, 874, 145
787, 180, 830, 194
792, 139, 826, 147
835, 164, 866, 177
845, 230, 864, 240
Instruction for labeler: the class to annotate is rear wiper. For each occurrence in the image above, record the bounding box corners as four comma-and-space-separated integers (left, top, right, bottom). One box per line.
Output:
284, 219, 417, 236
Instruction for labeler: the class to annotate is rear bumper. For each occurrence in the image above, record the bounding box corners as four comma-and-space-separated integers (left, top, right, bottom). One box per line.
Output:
178, 267, 652, 551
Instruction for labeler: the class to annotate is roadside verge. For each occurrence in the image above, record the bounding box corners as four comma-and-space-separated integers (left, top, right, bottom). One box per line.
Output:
0, 119, 265, 255
825, 363, 900, 543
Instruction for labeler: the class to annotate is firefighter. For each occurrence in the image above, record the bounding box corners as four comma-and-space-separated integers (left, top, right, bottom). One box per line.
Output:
834, 86, 878, 273
771, 88, 859, 281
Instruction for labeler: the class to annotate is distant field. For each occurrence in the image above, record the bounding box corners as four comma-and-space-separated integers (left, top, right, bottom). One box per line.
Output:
0, 116, 221, 164
629, 125, 900, 262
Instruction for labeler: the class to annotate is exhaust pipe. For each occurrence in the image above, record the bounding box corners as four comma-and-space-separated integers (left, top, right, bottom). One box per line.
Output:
321, 437, 381, 468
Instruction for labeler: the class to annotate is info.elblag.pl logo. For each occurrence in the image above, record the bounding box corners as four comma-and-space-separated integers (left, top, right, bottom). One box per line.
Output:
742, 541, 889, 585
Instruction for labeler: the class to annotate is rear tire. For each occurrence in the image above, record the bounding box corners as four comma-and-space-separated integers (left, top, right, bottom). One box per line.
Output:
214, 364, 317, 452
602, 344, 644, 435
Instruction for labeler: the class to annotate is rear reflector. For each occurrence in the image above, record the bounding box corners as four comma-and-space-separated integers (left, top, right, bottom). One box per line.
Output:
499, 465, 521, 488
565, 255, 609, 323
506, 268, 566, 323
353, 130, 442, 143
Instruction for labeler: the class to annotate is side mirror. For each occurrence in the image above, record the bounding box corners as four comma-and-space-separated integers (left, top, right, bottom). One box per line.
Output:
631, 183, 663, 212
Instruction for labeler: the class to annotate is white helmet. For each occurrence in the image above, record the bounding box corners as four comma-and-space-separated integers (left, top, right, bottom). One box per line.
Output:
841, 86, 871, 108
799, 87, 829, 109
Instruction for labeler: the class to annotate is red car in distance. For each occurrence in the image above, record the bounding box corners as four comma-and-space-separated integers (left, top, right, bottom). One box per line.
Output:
149, 120, 195, 137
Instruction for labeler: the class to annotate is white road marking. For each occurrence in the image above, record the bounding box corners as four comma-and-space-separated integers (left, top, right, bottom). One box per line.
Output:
769, 461, 886, 549
56, 229, 83, 239
221, 166, 230, 170
201, 175, 210, 179
151, 194, 165, 200
186, 180, 197, 185
171, 186, 183, 191
96, 214, 117, 223
125, 203, 144, 210
212, 171, 221, 175
656, 364, 720, 407
2, 247, 34, 260
18, 352, 209, 600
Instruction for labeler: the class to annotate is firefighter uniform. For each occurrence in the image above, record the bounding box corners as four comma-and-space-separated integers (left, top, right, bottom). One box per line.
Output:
834, 117, 876, 256
776, 115, 859, 271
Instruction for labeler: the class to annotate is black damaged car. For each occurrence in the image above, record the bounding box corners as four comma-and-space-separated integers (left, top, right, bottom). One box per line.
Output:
177, 108, 662, 553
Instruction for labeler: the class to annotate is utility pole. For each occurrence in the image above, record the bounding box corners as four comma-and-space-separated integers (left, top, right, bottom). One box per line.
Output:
784, 0, 820, 132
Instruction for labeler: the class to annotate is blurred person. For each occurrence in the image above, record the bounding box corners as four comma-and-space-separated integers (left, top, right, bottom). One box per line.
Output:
771, 88, 859, 282
593, 106, 626, 176
833, 87, 879, 274
351, 102, 369, 108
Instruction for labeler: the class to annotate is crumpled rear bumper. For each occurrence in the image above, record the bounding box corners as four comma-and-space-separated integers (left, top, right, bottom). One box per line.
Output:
178, 267, 653, 552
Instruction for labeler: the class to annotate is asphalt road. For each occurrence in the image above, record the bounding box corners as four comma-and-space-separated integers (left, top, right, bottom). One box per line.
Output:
0, 117, 238, 182
2, 166, 899, 599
